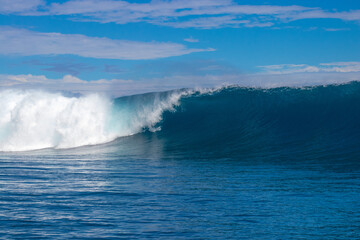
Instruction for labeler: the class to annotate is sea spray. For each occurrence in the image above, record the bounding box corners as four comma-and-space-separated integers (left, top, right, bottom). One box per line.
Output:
0, 89, 188, 151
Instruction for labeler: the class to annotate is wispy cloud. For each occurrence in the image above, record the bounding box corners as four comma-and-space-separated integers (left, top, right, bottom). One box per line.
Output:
0, 0, 44, 14
2, 68, 360, 96
133, 59, 239, 77
104, 65, 127, 74
289, 9, 360, 22
0, 27, 214, 60
259, 64, 320, 74
157, 16, 260, 29
23, 59, 96, 75
0, 73, 135, 96
259, 62, 360, 74
319, 62, 360, 72
1, 0, 359, 29
323, 28, 350, 32
0, 73, 227, 96
184, 37, 199, 43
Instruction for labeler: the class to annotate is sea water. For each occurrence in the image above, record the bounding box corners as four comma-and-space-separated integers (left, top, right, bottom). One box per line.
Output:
0, 83, 359, 239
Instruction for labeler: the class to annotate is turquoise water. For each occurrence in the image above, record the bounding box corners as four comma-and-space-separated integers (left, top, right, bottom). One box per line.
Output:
1, 83, 360, 239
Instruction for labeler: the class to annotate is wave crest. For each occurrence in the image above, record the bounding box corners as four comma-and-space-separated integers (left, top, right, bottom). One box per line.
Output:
0, 89, 187, 151
2, 82, 360, 153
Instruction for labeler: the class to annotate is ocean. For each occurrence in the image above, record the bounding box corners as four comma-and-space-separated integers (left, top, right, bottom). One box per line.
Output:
0, 82, 359, 239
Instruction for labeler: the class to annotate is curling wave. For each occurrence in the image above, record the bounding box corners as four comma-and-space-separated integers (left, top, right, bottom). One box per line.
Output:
1, 81, 360, 155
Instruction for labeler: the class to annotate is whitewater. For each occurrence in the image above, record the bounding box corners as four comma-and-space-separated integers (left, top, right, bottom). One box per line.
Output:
0, 89, 189, 151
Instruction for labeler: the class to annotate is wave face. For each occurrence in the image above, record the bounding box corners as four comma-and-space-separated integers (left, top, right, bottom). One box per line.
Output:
1, 82, 360, 155
156, 82, 360, 159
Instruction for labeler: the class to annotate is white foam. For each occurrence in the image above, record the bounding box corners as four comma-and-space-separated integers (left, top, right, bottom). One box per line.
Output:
0, 89, 187, 151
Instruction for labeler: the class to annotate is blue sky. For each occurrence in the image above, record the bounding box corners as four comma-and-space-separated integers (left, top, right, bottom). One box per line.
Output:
1, 0, 360, 95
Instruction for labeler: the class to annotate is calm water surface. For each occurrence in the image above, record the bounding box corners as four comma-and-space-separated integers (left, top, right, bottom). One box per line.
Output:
0, 135, 359, 239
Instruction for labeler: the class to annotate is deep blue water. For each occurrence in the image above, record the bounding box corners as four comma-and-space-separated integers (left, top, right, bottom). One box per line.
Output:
1, 83, 360, 239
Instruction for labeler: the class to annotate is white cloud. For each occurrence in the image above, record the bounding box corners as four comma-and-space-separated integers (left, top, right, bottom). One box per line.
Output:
247, 72, 360, 88
1, 67, 360, 96
259, 62, 360, 74
0, 72, 235, 96
289, 9, 360, 22
0, 27, 214, 60
259, 64, 320, 74
184, 37, 199, 43
0, 74, 137, 96
0, 0, 44, 14
157, 16, 253, 29
3, 0, 359, 29
54, 1, 313, 28
5, 74, 47, 83
319, 62, 360, 73
323, 28, 350, 32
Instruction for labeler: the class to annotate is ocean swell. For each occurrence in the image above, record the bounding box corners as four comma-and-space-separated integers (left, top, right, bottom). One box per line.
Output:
1, 82, 360, 153
156, 82, 360, 158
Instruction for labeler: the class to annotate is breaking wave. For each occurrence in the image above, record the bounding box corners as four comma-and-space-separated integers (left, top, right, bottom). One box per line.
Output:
0, 89, 189, 151
1, 81, 360, 154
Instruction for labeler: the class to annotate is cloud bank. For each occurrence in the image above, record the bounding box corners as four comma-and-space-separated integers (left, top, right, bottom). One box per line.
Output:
2, 62, 360, 96
1, 0, 359, 29
0, 27, 213, 59
259, 62, 360, 74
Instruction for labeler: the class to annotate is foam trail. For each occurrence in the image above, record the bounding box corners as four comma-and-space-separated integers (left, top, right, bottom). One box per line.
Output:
0, 89, 187, 151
